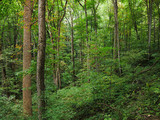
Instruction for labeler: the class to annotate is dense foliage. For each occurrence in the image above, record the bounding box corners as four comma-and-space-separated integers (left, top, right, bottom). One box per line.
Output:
0, 0, 160, 119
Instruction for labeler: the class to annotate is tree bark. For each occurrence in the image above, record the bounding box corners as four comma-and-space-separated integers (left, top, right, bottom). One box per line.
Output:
147, 0, 153, 58
113, 0, 121, 75
37, 0, 46, 119
113, 0, 117, 60
153, 12, 156, 45
85, 0, 90, 80
56, 23, 61, 88
23, 0, 32, 116
70, 10, 76, 83
158, 3, 160, 49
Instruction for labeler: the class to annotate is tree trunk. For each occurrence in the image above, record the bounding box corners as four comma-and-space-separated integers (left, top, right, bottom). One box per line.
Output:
55, 0, 67, 88
92, 0, 100, 72
46, 1, 57, 87
70, 10, 76, 83
113, 0, 121, 75
153, 12, 156, 45
78, 0, 90, 80
23, 0, 32, 116
84, 0, 90, 81
148, 0, 153, 58
113, 0, 117, 60
80, 12, 83, 67
92, 0, 98, 35
56, 24, 61, 89
158, 3, 160, 49
37, 0, 46, 119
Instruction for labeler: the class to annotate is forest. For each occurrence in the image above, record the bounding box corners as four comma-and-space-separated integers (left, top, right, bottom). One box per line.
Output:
0, 0, 160, 119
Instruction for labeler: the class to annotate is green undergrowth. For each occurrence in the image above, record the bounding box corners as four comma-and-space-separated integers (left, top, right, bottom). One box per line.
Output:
0, 51, 160, 120
0, 95, 23, 120
45, 51, 160, 120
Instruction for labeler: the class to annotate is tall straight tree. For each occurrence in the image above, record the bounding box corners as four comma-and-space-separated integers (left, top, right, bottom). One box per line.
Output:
113, 0, 121, 75
148, 0, 153, 58
70, 8, 76, 83
23, 0, 32, 116
91, 0, 100, 35
78, 0, 90, 81
55, 0, 68, 89
155, 0, 160, 49
36, 0, 46, 119
146, 0, 153, 58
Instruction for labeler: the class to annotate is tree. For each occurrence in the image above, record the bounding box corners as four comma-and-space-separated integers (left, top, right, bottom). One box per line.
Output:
113, 0, 121, 75
146, 0, 153, 58
78, 0, 90, 81
23, 0, 32, 116
70, 6, 76, 83
56, 0, 68, 89
36, 0, 46, 119
155, 0, 160, 49
91, 0, 100, 35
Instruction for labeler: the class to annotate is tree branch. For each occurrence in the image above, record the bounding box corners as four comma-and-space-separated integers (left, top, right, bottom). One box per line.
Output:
78, 0, 84, 9
60, 0, 68, 23
96, 0, 100, 10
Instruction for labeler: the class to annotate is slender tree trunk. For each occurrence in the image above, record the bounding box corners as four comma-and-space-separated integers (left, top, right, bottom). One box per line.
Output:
113, 0, 121, 75
153, 12, 156, 45
37, 0, 46, 119
140, 13, 143, 48
79, 13, 83, 66
46, 1, 57, 86
92, 1, 97, 35
0, 25, 3, 87
92, 0, 100, 72
158, 4, 160, 49
128, 28, 131, 51
56, 24, 61, 88
23, 0, 32, 116
84, 0, 90, 80
55, 0, 67, 88
79, 12, 83, 66
78, 0, 90, 80
124, 23, 127, 51
148, 0, 153, 58
113, 0, 117, 60
80, 12, 83, 67
70, 10, 76, 83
